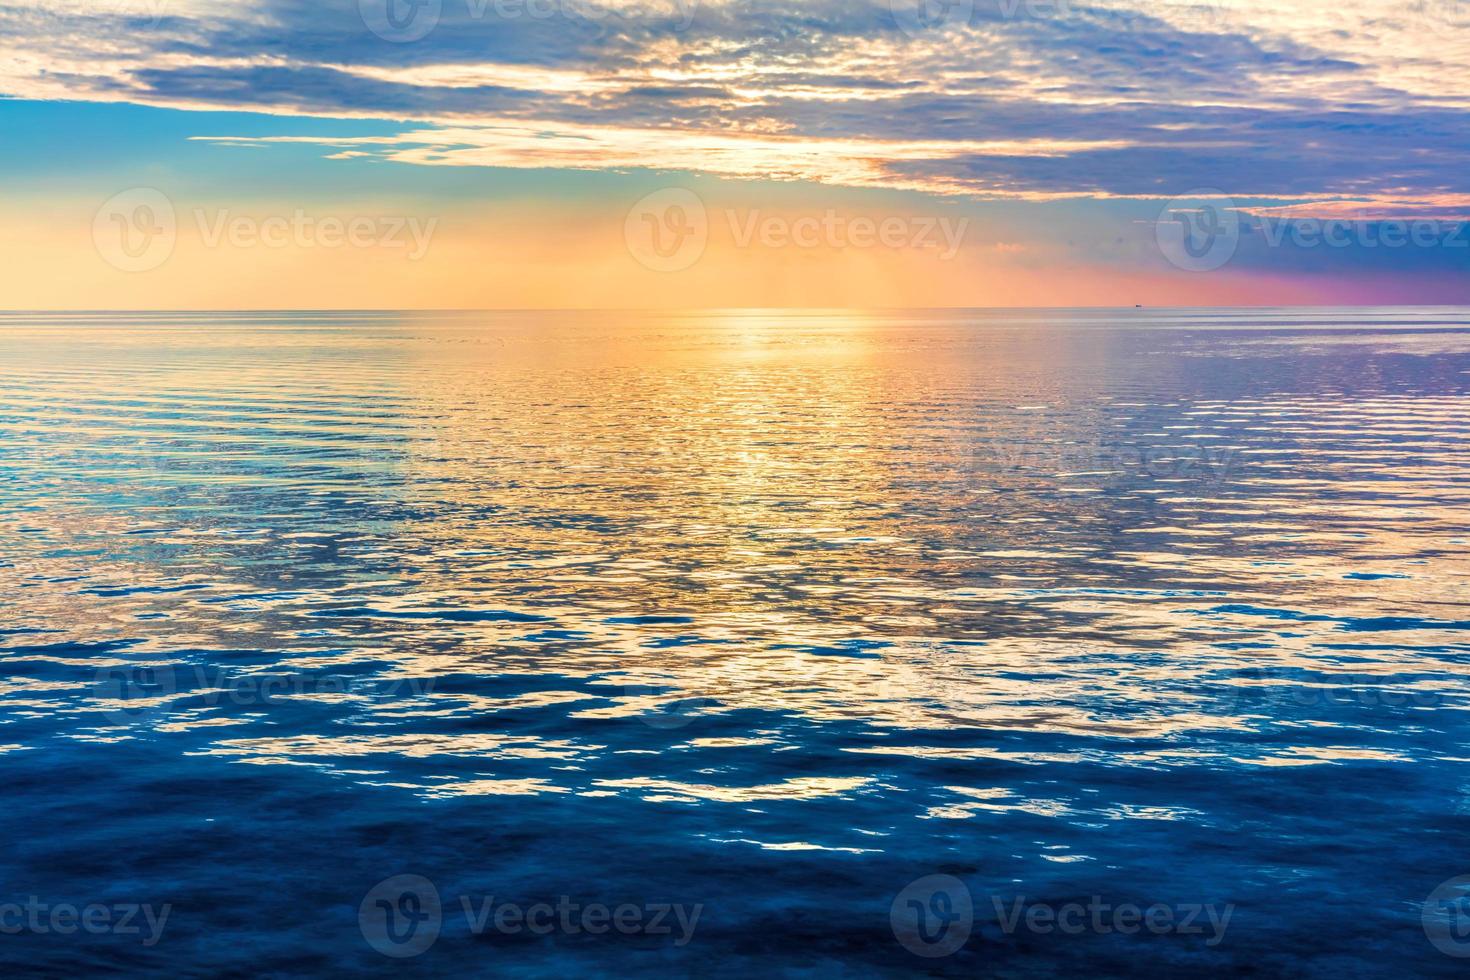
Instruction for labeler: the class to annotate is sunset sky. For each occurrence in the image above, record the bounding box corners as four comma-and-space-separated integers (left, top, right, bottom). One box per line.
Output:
3, 0, 1469, 308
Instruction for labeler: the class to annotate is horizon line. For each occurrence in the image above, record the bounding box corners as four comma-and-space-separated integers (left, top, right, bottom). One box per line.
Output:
4, 304, 1470, 315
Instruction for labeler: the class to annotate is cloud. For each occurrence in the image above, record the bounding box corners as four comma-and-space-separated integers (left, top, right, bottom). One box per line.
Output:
2, 0, 1468, 209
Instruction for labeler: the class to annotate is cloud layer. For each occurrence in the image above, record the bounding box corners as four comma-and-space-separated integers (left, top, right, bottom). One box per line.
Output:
4, 0, 1470, 212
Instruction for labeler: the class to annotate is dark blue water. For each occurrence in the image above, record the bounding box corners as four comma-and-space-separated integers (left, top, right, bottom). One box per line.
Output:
1, 309, 1468, 976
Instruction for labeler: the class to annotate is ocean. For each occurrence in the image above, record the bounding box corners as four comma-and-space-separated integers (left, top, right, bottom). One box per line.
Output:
0, 308, 1467, 976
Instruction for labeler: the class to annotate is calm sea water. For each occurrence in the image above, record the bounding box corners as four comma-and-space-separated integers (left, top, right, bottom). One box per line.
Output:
1, 309, 1468, 976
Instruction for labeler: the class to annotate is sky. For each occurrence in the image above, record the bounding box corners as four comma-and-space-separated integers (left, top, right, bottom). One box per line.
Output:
2, 0, 1469, 308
